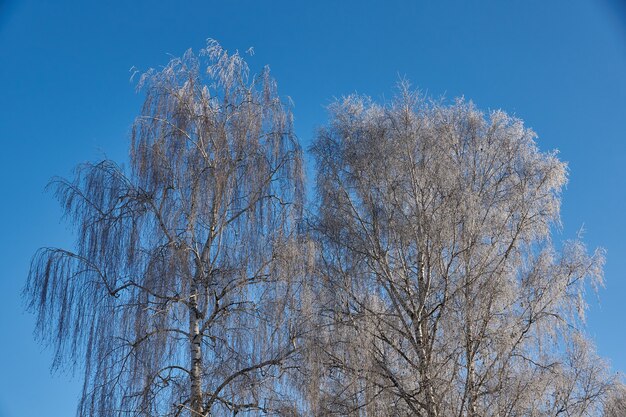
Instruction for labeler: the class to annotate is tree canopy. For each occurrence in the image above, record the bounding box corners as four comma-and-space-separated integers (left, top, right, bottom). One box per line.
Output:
26, 41, 306, 417
309, 88, 613, 416
25, 43, 622, 417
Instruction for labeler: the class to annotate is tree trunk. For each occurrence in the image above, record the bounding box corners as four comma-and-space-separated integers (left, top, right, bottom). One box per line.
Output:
189, 281, 204, 416
416, 252, 438, 417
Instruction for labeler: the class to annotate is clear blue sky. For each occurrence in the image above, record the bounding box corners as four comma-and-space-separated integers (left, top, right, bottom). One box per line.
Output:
0, 1, 624, 416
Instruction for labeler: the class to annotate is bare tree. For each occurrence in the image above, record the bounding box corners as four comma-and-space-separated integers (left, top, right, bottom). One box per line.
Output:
25, 40, 619, 417
25, 40, 305, 417
310, 85, 615, 417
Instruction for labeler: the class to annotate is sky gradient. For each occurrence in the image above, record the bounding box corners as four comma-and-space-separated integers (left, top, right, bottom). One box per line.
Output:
0, 1, 624, 416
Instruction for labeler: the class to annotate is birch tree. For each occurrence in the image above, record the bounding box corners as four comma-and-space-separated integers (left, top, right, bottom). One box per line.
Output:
310, 85, 614, 417
25, 41, 305, 417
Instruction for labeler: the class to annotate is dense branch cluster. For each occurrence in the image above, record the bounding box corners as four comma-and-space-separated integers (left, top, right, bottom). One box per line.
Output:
25, 42, 623, 416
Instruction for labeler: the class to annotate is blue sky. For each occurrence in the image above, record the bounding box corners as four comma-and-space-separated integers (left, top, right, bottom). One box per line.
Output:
0, 1, 624, 416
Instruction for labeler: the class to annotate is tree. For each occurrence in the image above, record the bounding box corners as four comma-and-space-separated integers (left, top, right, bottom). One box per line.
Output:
26, 40, 619, 417
310, 86, 615, 417
25, 41, 305, 417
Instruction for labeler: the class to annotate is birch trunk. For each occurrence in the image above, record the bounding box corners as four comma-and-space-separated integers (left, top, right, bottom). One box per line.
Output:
189, 280, 204, 416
